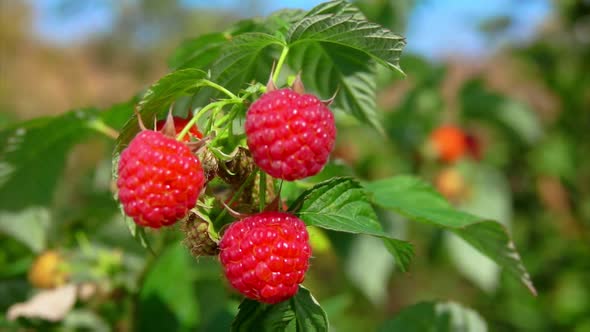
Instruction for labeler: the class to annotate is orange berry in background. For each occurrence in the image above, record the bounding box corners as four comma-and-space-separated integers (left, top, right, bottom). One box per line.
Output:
429, 125, 468, 163
435, 167, 467, 203
28, 250, 69, 289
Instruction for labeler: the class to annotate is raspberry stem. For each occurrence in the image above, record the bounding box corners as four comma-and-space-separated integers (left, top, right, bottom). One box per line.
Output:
259, 171, 267, 211
177, 99, 240, 141
201, 79, 241, 101
272, 46, 290, 84
214, 169, 258, 224
177, 103, 217, 141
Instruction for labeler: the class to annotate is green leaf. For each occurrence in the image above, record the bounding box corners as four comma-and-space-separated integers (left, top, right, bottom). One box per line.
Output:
287, 11, 405, 74
382, 237, 414, 273
379, 301, 488, 332
285, 2, 404, 130
209, 33, 285, 94
0, 109, 99, 211
304, 1, 367, 20
446, 162, 513, 293
137, 243, 199, 331
0, 207, 50, 253
228, 9, 306, 36
232, 286, 328, 332
114, 68, 209, 152
168, 33, 229, 70
291, 177, 381, 235
364, 175, 537, 295
288, 43, 381, 133
290, 177, 413, 271
99, 99, 137, 130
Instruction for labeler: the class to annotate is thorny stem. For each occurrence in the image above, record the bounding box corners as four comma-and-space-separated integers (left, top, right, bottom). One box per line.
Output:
204, 105, 221, 134
177, 97, 244, 142
273, 46, 290, 84
209, 105, 243, 148
214, 169, 258, 224
202, 79, 241, 101
176, 77, 244, 142
178, 102, 219, 141
259, 171, 267, 212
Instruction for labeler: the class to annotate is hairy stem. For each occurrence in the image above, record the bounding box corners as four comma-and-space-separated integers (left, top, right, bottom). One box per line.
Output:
202, 79, 241, 101
214, 169, 258, 224
177, 102, 219, 141
273, 46, 290, 84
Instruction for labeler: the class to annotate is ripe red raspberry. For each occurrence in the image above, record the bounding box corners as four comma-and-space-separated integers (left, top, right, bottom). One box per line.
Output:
219, 212, 311, 304
155, 115, 203, 141
245, 89, 336, 181
117, 130, 204, 228
429, 125, 468, 163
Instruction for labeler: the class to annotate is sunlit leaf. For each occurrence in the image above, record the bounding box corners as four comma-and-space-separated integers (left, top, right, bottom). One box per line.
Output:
290, 177, 413, 271
285, 2, 405, 130
365, 175, 537, 295
287, 10, 405, 73
168, 33, 229, 70
210, 33, 285, 94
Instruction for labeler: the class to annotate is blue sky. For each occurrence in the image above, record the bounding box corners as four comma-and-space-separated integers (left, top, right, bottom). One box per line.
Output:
406, 0, 551, 58
28, 0, 552, 59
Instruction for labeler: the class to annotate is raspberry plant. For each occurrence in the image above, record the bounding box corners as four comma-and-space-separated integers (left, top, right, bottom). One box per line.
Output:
0, 1, 539, 330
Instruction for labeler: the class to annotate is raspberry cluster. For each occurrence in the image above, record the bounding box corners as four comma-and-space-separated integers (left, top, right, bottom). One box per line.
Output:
116, 76, 331, 305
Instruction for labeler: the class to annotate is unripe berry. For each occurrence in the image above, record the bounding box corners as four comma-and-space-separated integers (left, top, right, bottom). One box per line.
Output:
181, 211, 219, 258
28, 251, 69, 289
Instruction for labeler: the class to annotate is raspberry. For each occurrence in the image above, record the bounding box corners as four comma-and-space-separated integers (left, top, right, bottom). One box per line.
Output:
219, 212, 311, 304
117, 130, 205, 228
155, 115, 203, 141
429, 125, 468, 163
245, 89, 336, 181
